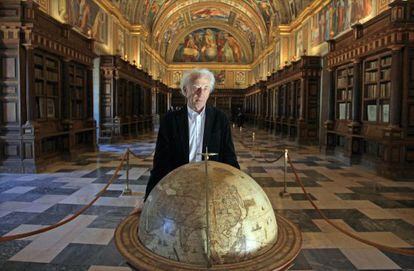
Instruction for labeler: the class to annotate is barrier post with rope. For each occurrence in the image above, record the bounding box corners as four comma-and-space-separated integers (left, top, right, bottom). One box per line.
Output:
279, 149, 290, 198
122, 148, 132, 196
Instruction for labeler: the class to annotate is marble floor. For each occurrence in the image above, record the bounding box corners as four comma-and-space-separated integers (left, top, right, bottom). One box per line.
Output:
0, 126, 413, 270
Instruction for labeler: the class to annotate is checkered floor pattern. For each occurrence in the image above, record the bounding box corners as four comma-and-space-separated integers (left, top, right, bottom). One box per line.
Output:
0, 127, 413, 270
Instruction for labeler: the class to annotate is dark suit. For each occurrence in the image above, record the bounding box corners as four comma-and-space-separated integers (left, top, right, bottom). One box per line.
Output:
144, 105, 240, 200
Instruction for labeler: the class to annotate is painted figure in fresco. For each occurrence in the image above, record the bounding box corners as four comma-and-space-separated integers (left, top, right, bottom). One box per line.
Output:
91, 10, 105, 41
201, 29, 218, 61
319, 10, 326, 43
351, 0, 363, 23
216, 31, 226, 62
182, 34, 200, 62
344, 0, 351, 29
329, 1, 336, 38
222, 34, 234, 63
226, 34, 242, 63
363, 0, 372, 17
257, 0, 273, 25
194, 32, 204, 51
324, 7, 331, 40
192, 8, 229, 21
78, 0, 91, 32
337, 0, 345, 33
59, 0, 78, 26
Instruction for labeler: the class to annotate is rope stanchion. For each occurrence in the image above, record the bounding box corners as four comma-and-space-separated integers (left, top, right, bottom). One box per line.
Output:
128, 149, 154, 160
252, 152, 284, 164
287, 154, 414, 256
0, 151, 128, 243
279, 149, 290, 198
250, 131, 285, 163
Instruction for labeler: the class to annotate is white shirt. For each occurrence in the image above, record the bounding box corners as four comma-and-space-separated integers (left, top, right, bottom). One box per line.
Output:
187, 105, 206, 162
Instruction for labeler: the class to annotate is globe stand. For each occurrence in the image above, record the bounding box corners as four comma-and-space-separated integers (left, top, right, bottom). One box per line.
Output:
115, 213, 302, 271
279, 149, 290, 198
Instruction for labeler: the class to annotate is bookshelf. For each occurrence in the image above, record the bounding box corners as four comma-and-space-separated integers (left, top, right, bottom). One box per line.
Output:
324, 0, 414, 179
0, 1, 97, 172
99, 55, 154, 143
363, 54, 391, 124
265, 56, 322, 144
68, 63, 87, 120
335, 64, 353, 121
34, 52, 60, 120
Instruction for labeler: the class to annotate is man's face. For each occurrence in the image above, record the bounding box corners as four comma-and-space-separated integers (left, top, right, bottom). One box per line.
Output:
185, 75, 211, 113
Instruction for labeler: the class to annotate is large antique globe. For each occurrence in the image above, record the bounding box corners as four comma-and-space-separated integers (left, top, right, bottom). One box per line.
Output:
138, 161, 278, 266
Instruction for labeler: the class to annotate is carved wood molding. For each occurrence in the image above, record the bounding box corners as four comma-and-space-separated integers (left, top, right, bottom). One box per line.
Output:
100, 55, 153, 88
266, 56, 322, 89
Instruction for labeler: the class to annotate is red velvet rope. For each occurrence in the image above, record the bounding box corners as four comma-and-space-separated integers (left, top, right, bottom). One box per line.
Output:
0, 151, 128, 243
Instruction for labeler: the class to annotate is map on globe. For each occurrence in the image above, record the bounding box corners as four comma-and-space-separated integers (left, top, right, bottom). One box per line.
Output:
138, 161, 278, 266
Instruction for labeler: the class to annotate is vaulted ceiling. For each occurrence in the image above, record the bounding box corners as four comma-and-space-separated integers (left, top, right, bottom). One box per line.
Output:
109, 0, 313, 64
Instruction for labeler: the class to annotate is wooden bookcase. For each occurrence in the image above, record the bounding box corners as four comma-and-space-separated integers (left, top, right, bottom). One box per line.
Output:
336, 64, 353, 121
0, 1, 96, 172
324, 0, 414, 179
363, 54, 391, 124
99, 55, 154, 143
34, 52, 60, 121
265, 56, 322, 144
244, 84, 262, 127
68, 63, 88, 120
156, 81, 170, 119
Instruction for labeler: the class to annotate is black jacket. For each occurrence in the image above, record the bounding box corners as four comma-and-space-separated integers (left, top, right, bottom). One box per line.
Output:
144, 105, 240, 199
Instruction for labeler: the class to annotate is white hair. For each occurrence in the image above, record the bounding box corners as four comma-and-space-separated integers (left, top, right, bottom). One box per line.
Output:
179, 68, 215, 96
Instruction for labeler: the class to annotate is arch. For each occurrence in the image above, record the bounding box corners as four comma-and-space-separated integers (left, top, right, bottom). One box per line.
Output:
151, 1, 268, 45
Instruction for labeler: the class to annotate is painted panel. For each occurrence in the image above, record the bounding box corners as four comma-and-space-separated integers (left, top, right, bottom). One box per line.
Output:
57, 0, 108, 43
173, 28, 246, 63
212, 70, 226, 85
191, 8, 230, 21
311, 0, 376, 47
234, 16, 256, 53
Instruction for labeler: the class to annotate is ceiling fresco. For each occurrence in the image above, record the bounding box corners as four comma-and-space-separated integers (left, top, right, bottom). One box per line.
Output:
191, 8, 231, 21
106, 0, 313, 63
173, 28, 247, 63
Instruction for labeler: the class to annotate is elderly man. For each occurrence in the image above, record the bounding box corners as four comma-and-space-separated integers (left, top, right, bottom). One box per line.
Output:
144, 68, 240, 200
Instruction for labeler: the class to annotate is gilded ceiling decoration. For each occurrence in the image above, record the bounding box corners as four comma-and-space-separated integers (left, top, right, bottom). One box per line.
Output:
105, 0, 313, 63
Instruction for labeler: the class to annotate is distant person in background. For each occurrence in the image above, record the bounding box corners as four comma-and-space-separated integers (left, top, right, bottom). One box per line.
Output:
236, 107, 244, 128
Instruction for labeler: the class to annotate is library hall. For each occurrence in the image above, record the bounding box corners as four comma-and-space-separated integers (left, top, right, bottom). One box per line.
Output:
0, 0, 413, 270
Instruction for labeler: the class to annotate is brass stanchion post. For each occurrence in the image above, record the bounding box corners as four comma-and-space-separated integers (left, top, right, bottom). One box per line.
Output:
123, 149, 132, 195
279, 149, 290, 198
252, 132, 256, 160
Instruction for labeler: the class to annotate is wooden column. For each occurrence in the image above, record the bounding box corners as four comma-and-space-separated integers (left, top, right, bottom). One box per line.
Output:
299, 78, 305, 120
389, 46, 403, 128
61, 59, 71, 120
290, 82, 295, 118
351, 59, 362, 124
327, 69, 336, 124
